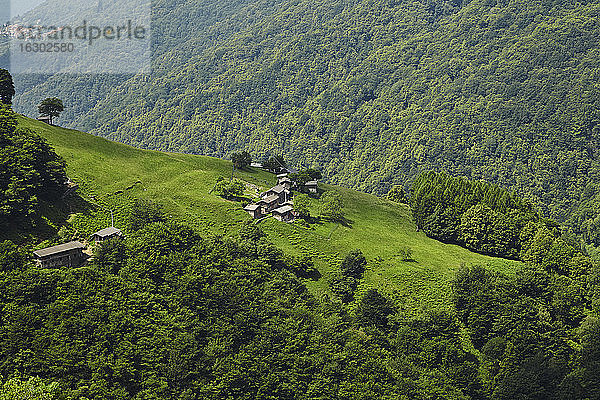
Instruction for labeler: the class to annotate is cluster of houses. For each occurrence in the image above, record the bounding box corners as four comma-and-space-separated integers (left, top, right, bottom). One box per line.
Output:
243, 173, 318, 223
32, 226, 123, 269
32, 167, 320, 268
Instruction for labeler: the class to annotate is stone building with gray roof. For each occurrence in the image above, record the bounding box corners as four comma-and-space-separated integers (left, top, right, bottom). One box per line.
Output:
33, 241, 86, 268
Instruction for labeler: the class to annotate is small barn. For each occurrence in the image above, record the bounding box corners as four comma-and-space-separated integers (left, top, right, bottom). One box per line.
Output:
305, 180, 318, 194
272, 205, 296, 222
91, 227, 123, 244
33, 241, 86, 268
37, 115, 53, 125
244, 204, 263, 219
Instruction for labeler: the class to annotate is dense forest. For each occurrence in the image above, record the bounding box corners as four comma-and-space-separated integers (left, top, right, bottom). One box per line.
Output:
6, 0, 600, 236
411, 171, 539, 259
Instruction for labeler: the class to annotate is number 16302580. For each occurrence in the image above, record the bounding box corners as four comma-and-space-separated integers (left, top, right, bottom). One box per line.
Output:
19, 42, 75, 53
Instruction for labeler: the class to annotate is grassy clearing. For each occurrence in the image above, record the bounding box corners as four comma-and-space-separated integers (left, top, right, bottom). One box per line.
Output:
20, 115, 522, 313
261, 186, 521, 313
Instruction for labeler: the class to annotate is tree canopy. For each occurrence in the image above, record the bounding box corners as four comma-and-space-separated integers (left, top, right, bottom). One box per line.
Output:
231, 151, 252, 169
0, 69, 15, 106
0, 105, 67, 230
38, 98, 64, 124
411, 171, 536, 259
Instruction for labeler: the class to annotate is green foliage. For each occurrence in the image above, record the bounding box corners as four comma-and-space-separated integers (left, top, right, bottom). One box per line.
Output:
293, 193, 311, 219
0, 105, 67, 230
452, 251, 599, 399
93, 238, 127, 275
231, 151, 252, 169
398, 246, 414, 261
37, 98, 64, 124
0, 217, 488, 398
3, 112, 599, 398
0, 241, 25, 273
319, 191, 344, 221
289, 255, 319, 279
128, 198, 165, 232
290, 169, 322, 187
458, 204, 519, 259
0, 376, 62, 400
386, 185, 408, 204
328, 272, 357, 303
452, 265, 507, 348
392, 311, 483, 399
412, 171, 536, 259
568, 185, 600, 246
262, 155, 286, 172
340, 249, 367, 279
356, 288, 394, 329
0, 69, 15, 106
17, 114, 519, 315
14, 0, 600, 231
214, 178, 245, 199
579, 317, 600, 399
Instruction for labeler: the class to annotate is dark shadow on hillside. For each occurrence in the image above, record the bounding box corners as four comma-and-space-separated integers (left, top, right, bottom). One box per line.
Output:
0, 193, 96, 244
299, 215, 354, 229
302, 216, 321, 225
294, 267, 322, 281
337, 216, 354, 228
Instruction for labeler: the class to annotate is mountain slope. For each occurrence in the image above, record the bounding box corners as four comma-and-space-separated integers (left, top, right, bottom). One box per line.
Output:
17, 115, 521, 312
11, 0, 600, 229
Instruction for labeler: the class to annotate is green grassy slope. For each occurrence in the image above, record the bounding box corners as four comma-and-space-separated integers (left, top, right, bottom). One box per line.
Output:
20, 115, 521, 312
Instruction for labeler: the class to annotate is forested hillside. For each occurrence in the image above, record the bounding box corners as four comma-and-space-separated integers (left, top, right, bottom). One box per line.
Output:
9, 0, 600, 232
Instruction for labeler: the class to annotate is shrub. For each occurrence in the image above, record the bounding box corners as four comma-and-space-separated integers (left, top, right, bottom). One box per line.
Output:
329, 272, 358, 303
357, 288, 395, 329
340, 249, 367, 279
399, 247, 413, 261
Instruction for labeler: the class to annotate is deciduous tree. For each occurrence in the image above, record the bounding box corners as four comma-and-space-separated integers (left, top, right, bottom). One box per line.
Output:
38, 98, 64, 125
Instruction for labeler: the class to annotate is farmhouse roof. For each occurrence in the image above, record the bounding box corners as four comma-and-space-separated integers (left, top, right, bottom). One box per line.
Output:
273, 205, 294, 214
33, 241, 85, 258
244, 204, 260, 211
260, 194, 280, 204
92, 227, 122, 238
269, 185, 286, 194
305, 180, 318, 186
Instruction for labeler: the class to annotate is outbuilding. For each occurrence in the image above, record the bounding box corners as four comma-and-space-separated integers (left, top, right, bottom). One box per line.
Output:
37, 115, 53, 125
263, 184, 291, 204
278, 176, 293, 190
305, 180, 318, 194
33, 241, 86, 268
272, 205, 296, 222
244, 204, 264, 219
258, 194, 281, 213
91, 227, 123, 244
